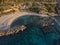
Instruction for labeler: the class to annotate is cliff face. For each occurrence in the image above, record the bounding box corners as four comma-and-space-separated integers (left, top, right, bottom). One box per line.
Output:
0, 0, 58, 15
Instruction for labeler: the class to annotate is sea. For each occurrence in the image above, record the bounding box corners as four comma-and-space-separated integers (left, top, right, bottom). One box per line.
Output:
0, 15, 60, 45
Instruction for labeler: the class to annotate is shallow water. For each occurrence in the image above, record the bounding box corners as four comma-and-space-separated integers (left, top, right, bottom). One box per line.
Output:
0, 15, 60, 45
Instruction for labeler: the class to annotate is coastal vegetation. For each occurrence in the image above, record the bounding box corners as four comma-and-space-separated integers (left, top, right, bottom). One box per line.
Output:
0, 0, 58, 16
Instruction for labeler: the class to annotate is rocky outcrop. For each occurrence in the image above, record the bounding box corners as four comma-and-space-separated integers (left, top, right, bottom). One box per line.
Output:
0, 25, 27, 36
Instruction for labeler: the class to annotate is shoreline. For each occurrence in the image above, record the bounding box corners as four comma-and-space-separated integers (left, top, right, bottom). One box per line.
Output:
0, 25, 27, 36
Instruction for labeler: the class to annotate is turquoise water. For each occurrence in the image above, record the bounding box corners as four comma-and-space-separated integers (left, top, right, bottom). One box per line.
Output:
0, 15, 60, 45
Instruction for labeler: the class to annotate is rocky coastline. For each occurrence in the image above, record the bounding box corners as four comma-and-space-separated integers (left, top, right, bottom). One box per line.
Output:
0, 25, 27, 36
